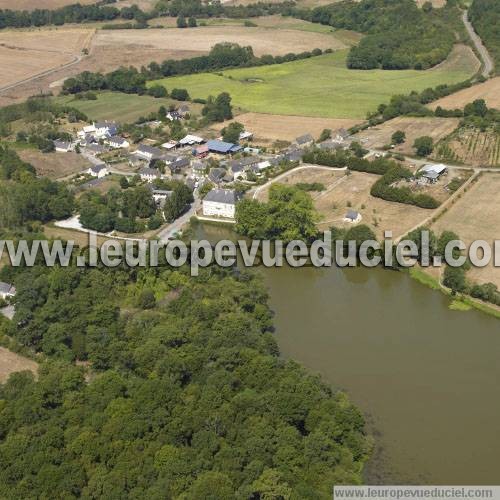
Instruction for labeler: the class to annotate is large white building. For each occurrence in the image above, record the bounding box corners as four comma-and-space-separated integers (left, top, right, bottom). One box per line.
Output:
202, 189, 240, 219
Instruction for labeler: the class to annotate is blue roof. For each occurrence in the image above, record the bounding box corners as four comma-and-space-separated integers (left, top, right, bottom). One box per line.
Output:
207, 139, 238, 154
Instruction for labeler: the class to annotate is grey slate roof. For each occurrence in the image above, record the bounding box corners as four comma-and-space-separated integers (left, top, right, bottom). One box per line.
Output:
139, 167, 160, 176
0, 282, 15, 295
137, 144, 162, 158
204, 189, 240, 205
208, 168, 226, 183
295, 133, 313, 145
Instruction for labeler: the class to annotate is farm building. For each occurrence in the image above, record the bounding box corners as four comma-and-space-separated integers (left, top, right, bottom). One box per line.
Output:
239, 131, 253, 141
179, 134, 204, 146
207, 140, 242, 155
203, 189, 241, 219
419, 164, 448, 184
344, 210, 361, 223
161, 141, 178, 150
0, 282, 16, 300
136, 144, 163, 161
87, 164, 108, 179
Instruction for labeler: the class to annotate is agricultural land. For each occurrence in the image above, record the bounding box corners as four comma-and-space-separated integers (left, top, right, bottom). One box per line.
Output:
0, 347, 38, 384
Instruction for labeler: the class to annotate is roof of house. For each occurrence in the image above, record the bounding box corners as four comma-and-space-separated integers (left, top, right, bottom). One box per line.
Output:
170, 157, 190, 169
319, 140, 343, 150
95, 121, 118, 130
295, 133, 313, 145
227, 156, 260, 172
137, 144, 162, 157
421, 163, 447, 175
208, 167, 226, 182
239, 131, 253, 140
207, 139, 239, 154
345, 210, 359, 220
161, 141, 178, 149
152, 189, 173, 197
139, 167, 160, 176
179, 134, 203, 145
336, 128, 350, 139
0, 282, 15, 295
90, 164, 107, 173
192, 160, 207, 170
86, 144, 107, 153
54, 140, 71, 149
283, 148, 304, 162
109, 136, 127, 145
204, 189, 240, 205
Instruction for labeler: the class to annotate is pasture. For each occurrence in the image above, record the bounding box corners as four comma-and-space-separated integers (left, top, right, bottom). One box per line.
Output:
150, 49, 479, 119
18, 149, 92, 179
0, 347, 38, 384
0, 0, 94, 8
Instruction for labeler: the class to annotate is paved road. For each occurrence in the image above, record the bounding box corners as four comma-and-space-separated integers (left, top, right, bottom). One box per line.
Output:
157, 196, 202, 242
462, 10, 494, 78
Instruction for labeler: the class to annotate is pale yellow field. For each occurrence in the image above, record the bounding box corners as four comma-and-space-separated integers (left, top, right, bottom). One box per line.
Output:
0, 29, 93, 89
0, 0, 94, 8
18, 149, 92, 179
93, 25, 345, 57
0, 347, 38, 384
355, 117, 460, 154
431, 173, 500, 288
429, 77, 500, 110
210, 112, 361, 144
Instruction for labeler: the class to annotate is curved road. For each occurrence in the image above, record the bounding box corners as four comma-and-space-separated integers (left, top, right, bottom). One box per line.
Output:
462, 10, 494, 78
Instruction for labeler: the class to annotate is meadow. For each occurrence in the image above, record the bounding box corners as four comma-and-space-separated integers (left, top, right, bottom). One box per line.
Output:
149, 49, 479, 119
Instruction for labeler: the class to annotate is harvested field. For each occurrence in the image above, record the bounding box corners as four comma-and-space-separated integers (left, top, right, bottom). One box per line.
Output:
0, 0, 94, 8
435, 127, 500, 167
429, 77, 500, 110
93, 26, 344, 57
210, 112, 361, 144
18, 149, 92, 179
0, 28, 93, 90
256, 167, 435, 238
431, 173, 500, 288
0, 347, 38, 384
415, 0, 446, 7
355, 117, 460, 154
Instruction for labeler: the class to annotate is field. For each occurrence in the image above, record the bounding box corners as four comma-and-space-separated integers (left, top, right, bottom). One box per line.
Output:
256, 167, 442, 238
18, 149, 92, 179
355, 117, 461, 154
429, 77, 500, 110
0, 347, 38, 384
94, 25, 344, 57
150, 48, 479, 119
435, 127, 500, 167
57, 92, 202, 123
431, 173, 500, 288
0, 28, 93, 91
209, 112, 361, 144
0, 0, 94, 8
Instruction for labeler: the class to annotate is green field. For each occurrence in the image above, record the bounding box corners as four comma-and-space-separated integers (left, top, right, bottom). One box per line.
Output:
56, 93, 197, 123
149, 50, 478, 119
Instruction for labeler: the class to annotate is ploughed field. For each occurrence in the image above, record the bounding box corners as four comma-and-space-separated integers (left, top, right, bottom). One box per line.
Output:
150, 48, 479, 119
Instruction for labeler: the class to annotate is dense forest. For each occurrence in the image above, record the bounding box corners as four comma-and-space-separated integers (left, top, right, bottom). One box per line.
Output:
0, 261, 370, 497
293, 0, 460, 69
469, 0, 500, 72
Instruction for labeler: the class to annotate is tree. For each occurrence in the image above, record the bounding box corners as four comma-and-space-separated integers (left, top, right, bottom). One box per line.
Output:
319, 128, 331, 142
413, 136, 433, 156
176, 15, 187, 28
119, 176, 129, 189
443, 265, 467, 294
391, 130, 406, 144
147, 85, 167, 98
137, 289, 156, 309
170, 88, 190, 101
221, 122, 244, 143
188, 16, 197, 27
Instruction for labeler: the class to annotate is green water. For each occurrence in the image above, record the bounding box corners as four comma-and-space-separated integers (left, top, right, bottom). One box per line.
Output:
195, 225, 500, 484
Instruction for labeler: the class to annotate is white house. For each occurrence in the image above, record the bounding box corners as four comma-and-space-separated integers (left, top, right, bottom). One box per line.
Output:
135, 144, 163, 161
87, 164, 108, 178
202, 189, 240, 219
0, 282, 16, 300
139, 167, 161, 183
94, 121, 118, 139
344, 210, 361, 223
78, 124, 96, 139
54, 140, 72, 153
108, 136, 129, 149
179, 134, 204, 146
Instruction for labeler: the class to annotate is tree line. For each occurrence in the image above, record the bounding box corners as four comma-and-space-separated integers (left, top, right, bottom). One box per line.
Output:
469, 0, 500, 72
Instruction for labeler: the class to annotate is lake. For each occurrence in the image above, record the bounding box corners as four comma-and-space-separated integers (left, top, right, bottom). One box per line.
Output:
195, 224, 500, 484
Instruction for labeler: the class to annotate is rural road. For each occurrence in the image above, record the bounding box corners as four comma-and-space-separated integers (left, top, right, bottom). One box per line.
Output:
157, 196, 202, 242
462, 10, 494, 78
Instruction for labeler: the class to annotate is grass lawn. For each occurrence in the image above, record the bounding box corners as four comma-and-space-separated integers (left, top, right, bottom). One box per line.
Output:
56, 93, 187, 123
149, 50, 478, 119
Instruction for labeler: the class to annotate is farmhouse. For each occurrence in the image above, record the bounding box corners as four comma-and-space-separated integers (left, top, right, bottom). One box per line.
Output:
344, 210, 361, 223
136, 144, 163, 161
87, 164, 108, 178
85, 144, 107, 155
53, 140, 72, 153
108, 136, 130, 149
208, 167, 226, 184
295, 133, 314, 147
169, 157, 190, 174
139, 167, 161, 182
207, 140, 242, 155
419, 164, 448, 184
319, 140, 343, 151
203, 189, 241, 219
0, 282, 16, 300
282, 148, 304, 162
